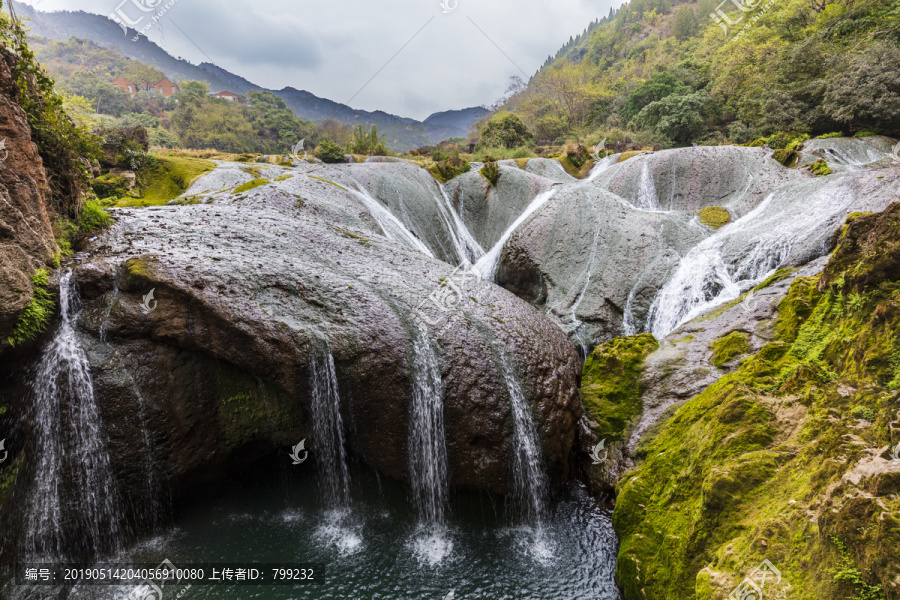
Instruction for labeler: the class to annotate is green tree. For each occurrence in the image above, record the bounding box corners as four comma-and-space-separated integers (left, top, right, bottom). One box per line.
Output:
673, 6, 698, 41
124, 63, 166, 92
633, 91, 709, 143
315, 139, 346, 163
477, 111, 534, 149
622, 71, 686, 120
347, 124, 388, 156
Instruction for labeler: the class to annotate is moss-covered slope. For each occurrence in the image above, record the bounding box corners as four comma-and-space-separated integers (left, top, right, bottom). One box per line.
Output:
613, 204, 900, 600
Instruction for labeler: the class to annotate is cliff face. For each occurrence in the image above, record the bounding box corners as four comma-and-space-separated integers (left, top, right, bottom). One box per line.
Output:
0, 47, 57, 342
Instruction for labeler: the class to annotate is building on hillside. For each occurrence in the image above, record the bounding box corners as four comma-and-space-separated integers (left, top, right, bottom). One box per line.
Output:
154, 78, 179, 96
110, 76, 179, 97
111, 76, 135, 94
212, 91, 240, 102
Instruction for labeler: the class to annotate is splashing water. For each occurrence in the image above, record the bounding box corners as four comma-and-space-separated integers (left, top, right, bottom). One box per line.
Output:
635, 162, 658, 210
26, 270, 123, 559
475, 187, 559, 281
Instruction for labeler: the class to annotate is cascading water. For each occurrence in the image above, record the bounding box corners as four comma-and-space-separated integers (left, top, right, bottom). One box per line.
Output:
635, 162, 658, 210
309, 352, 361, 555
347, 185, 434, 257
406, 321, 452, 564
434, 183, 485, 266
585, 154, 618, 182
309, 353, 351, 508
25, 270, 123, 559
475, 187, 558, 281
493, 344, 548, 528
646, 176, 862, 338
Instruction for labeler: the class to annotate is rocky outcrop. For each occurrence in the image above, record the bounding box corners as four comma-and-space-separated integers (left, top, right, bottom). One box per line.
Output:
608, 204, 900, 600
21, 161, 583, 540
0, 48, 56, 345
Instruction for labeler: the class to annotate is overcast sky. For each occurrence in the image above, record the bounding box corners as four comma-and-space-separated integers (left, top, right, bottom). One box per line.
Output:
18, 0, 622, 120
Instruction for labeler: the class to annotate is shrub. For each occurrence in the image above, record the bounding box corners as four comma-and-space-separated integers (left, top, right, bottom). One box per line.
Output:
804, 159, 832, 177
347, 124, 388, 156
480, 161, 500, 186
431, 147, 449, 162
477, 111, 533, 150
77, 199, 112, 232
427, 156, 471, 183
315, 139, 346, 163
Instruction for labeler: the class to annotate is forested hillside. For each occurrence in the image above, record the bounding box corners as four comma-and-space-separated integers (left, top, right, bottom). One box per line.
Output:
503, 0, 900, 147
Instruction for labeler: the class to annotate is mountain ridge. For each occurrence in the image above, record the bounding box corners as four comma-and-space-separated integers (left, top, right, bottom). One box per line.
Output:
9, 0, 489, 150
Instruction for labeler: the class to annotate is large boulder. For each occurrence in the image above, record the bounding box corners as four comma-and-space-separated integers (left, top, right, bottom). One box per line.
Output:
60, 162, 582, 522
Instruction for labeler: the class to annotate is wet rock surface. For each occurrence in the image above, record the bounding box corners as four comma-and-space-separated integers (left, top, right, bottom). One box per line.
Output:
68, 162, 582, 515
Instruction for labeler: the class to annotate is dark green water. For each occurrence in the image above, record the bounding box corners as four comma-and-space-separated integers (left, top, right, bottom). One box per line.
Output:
19, 466, 620, 599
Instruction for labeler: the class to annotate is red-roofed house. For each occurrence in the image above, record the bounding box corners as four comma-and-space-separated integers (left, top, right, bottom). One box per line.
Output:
154, 78, 179, 96
212, 91, 240, 102
111, 76, 136, 94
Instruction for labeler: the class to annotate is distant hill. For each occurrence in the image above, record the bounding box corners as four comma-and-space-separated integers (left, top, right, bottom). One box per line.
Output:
9, 0, 488, 151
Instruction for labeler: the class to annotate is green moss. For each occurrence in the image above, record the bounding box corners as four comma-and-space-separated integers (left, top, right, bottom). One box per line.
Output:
8, 269, 55, 347
90, 174, 131, 199
698, 206, 731, 229
427, 157, 472, 183
515, 158, 530, 169
804, 158, 832, 176
307, 175, 347, 191
581, 334, 659, 441
273, 174, 294, 182
232, 178, 269, 195
772, 148, 800, 167
710, 331, 751, 368
78, 199, 113, 232
114, 156, 215, 207
613, 202, 900, 600
480, 161, 501, 186
616, 150, 648, 163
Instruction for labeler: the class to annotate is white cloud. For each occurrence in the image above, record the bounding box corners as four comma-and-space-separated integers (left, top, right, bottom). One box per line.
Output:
17, 0, 623, 120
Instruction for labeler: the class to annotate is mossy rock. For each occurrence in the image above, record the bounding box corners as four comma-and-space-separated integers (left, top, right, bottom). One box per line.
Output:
91, 174, 131, 199
710, 331, 751, 368
7, 268, 55, 348
480, 161, 501, 186
427, 156, 471, 183
698, 206, 731, 229
616, 149, 649, 163
803, 158, 832, 177
558, 154, 596, 179
581, 334, 659, 441
113, 156, 215, 208
771, 148, 800, 168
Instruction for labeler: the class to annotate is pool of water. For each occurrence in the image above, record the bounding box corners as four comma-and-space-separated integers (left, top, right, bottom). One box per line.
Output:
12, 466, 621, 599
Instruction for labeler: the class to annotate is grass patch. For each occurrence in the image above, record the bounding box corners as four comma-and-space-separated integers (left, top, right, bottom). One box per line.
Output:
232, 178, 269, 195
114, 156, 215, 207
307, 175, 347, 191
77, 199, 112, 232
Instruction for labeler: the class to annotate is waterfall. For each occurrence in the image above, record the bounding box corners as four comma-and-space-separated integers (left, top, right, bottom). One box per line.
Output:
585, 154, 618, 182
475, 187, 558, 281
348, 185, 434, 257
493, 344, 548, 527
434, 183, 485, 266
635, 162, 658, 210
407, 322, 450, 526
309, 353, 351, 507
26, 270, 123, 559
